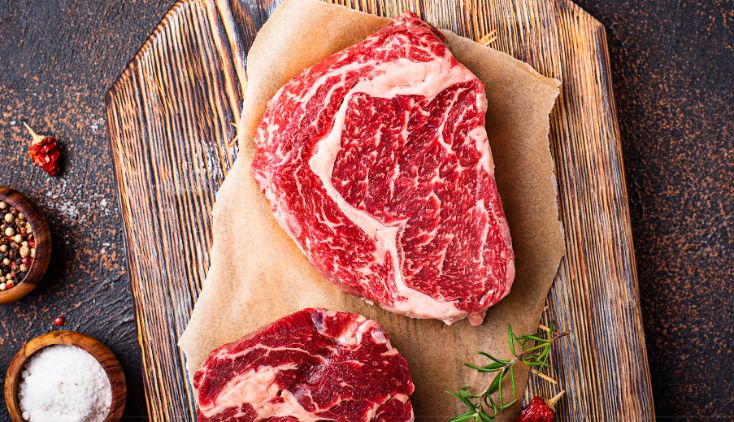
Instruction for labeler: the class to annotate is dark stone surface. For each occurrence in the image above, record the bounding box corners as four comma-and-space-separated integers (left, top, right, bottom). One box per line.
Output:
0, 0, 731, 421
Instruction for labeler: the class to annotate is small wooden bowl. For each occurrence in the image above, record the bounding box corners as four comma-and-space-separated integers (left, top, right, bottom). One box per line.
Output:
4, 331, 127, 422
0, 186, 51, 304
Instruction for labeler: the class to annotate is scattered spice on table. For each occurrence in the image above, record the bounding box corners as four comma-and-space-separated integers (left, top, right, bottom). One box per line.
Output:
19, 345, 112, 422
0, 201, 35, 291
22, 122, 62, 177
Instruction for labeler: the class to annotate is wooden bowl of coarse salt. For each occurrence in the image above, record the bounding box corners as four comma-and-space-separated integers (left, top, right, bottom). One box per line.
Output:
4, 330, 126, 422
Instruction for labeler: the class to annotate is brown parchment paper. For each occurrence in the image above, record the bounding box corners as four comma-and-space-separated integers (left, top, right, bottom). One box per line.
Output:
180, 0, 563, 419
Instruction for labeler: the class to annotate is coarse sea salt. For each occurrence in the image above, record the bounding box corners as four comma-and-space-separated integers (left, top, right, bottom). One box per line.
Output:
19, 345, 112, 422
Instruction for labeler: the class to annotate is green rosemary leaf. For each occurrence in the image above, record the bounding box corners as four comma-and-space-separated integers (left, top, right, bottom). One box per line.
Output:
507, 325, 516, 356
518, 338, 530, 349
539, 362, 550, 371
479, 412, 494, 422
496, 369, 504, 406
488, 362, 509, 370
522, 343, 551, 353
448, 411, 477, 422
446, 389, 476, 409
498, 398, 518, 411
520, 334, 547, 342
483, 392, 493, 408
477, 352, 507, 364
484, 394, 499, 419
493, 396, 503, 413
465, 362, 506, 372
487, 371, 504, 395
538, 350, 551, 368
464, 363, 488, 371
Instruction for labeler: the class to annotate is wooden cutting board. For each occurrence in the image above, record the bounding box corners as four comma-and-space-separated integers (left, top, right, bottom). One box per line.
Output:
105, 0, 655, 420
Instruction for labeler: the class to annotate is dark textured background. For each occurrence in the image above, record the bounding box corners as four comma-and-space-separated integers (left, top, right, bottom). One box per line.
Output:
0, 0, 731, 420
573, 0, 734, 419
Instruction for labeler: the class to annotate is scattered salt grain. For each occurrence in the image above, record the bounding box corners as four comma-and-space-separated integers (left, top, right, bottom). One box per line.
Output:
19, 345, 112, 422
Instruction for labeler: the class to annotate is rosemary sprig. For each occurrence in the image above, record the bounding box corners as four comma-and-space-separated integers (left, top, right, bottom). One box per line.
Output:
447, 323, 569, 422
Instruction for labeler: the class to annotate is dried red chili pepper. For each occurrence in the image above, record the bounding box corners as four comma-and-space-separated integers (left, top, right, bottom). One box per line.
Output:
516, 397, 554, 422
23, 122, 62, 177
516, 391, 564, 422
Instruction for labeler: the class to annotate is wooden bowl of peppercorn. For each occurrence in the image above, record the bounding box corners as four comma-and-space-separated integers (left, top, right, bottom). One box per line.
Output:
0, 186, 51, 304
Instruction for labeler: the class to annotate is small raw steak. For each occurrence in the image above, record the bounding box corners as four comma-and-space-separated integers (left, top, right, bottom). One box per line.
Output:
194, 308, 414, 421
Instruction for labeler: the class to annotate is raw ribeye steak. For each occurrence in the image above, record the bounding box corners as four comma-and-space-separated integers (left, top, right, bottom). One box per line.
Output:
194, 308, 414, 421
252, 13, 514, 325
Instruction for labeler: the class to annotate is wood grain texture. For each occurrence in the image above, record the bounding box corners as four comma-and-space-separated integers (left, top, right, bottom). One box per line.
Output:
4, 330, 126, 422
105, 0, 655, 420
106, 1, 241, 420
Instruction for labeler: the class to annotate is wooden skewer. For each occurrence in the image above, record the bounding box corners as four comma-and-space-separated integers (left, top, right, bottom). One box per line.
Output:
227, 121, 239, 148
546, 390, 566, 411
479, 30, 497, 46
531, 369, 558, 385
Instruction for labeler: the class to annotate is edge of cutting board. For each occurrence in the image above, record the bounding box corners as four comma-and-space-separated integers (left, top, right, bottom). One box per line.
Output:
105, 0, 655, 420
